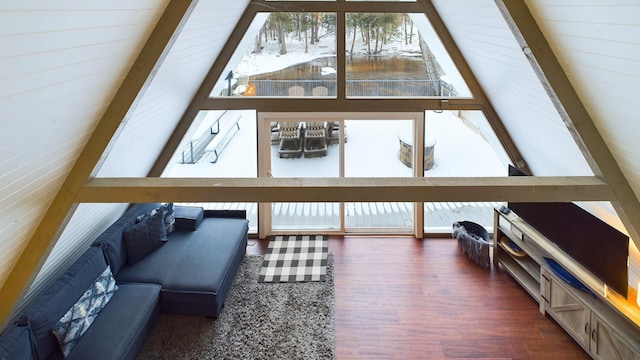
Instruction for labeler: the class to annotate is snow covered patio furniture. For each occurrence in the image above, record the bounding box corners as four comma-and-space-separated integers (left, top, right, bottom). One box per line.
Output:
278, 121, 303, 158
303, 121, 328, 158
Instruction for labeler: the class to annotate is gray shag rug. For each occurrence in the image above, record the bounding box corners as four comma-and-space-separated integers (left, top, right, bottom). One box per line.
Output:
137, 254, 335, 360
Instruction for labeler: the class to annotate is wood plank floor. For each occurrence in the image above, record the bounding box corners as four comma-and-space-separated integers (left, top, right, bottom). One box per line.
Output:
246, 236, 590, 359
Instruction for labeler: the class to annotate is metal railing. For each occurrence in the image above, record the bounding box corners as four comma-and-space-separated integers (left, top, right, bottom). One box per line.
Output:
180, 111, 226, 164
238, 79, 457, 97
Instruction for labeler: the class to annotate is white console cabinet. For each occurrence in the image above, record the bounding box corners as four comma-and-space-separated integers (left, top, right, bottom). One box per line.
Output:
494, 208, 640, 359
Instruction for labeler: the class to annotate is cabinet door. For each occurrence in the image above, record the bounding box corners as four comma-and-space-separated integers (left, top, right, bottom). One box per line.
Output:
591, 313, 640, 360
546, 275, 591, 350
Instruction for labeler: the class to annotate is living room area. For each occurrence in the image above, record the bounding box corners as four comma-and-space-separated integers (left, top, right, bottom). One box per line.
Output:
134, 235, 592, 359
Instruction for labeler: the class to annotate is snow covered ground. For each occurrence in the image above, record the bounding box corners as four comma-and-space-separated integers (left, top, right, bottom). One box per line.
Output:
167, 110, 506, 179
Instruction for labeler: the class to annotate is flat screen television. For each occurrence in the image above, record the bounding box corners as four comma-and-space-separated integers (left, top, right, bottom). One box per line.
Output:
507, 165, 629, 298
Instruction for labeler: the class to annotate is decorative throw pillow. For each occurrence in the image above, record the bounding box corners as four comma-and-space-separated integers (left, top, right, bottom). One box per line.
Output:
51, 266, 118, 358
124, 209, 167, 265
136, 203, 175, 235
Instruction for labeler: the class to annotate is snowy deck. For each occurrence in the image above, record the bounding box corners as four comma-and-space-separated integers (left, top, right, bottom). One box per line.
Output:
178, 201, 502, 233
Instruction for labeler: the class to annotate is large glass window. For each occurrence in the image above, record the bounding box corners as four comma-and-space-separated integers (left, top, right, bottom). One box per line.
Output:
211, 12, 471, 99
266, 115, 342, 231
165, 2, 513, 237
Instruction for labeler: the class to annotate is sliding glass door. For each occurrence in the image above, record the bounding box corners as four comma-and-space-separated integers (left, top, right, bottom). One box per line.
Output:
259, 112, 421, 236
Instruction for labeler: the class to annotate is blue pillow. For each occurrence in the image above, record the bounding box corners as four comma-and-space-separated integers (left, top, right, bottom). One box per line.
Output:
136, 203, 175, 235
124, 209, 167, 265
51, 266, 118, 358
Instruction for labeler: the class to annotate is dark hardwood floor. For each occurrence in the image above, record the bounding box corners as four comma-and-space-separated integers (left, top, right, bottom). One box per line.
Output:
246, 236, 590, 359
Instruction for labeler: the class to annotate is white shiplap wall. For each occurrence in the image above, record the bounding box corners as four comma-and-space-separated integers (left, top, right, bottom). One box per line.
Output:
0, 1, 170, 306
525, 0, 640, 291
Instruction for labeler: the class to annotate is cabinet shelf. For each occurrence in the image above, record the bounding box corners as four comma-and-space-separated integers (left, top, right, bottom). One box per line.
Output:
497, 239, 539, 280
496, 251, 540, 300
493, 207, 640, 359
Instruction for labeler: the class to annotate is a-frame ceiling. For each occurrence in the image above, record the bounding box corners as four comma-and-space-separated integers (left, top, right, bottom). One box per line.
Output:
1, 0, 639, 323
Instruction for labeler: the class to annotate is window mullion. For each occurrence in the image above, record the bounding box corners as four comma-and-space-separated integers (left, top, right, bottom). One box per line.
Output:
337, 11, 346, 100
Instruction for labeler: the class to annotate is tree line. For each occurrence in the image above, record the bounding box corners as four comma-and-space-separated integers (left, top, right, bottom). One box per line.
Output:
253, 13, 416, 55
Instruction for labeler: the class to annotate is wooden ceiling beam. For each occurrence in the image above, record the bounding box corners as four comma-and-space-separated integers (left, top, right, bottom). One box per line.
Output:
250, 0, 425, 13
77, 176, 611, 203
496, 0, 640, 247
201, 97, 484, 112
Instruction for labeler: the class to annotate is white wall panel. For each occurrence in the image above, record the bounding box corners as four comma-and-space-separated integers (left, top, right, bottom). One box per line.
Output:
0, 0, 169, 310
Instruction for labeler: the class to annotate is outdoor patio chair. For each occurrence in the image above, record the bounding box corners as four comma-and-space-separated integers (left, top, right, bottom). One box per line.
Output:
288, 86, 305, 96
303, 121, 328, 158
278, 121, 303, 158
312, 86, 329, 96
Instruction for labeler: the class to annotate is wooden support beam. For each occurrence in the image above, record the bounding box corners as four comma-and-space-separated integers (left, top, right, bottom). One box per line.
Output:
0, 0, 197, 323
496, 0, 640, 247
251, 0, 425, 13
77, 176, 611, 203
200, 97, 485, 112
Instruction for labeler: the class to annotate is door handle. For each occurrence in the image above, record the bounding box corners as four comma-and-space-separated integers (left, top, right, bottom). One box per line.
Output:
584, 322, 590, 334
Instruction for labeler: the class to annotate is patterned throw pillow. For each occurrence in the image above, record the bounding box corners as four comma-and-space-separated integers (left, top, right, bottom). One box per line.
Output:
124, 208, 167, 265
51, 266, 118, 358
136, 203, 175, 235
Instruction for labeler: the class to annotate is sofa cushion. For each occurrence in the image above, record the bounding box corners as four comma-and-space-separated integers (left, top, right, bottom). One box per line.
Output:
137, 203, 175, 235
123, 210, 167, 265
93, 203, 159, 274
173, 206, 204, 231
51, 266, 118, 357
25, 247, 108, 360
63, 283, 161, 360
0, 319, 37, 360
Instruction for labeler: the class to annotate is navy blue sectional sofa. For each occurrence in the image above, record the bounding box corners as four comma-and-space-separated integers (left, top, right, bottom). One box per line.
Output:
0, 203, 248, 360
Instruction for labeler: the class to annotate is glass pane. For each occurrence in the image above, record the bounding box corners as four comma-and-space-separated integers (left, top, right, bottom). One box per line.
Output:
424, 110, 507, 177
344, 119, 413, 231
423, 110, 508, 233
271, 119, 341, 230
164, 110, 258, 232
211, 13, 337, 98
345, 13, 471, 98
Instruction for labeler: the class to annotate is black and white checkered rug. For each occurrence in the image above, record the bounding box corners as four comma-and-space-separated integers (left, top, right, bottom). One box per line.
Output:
259, 235, 328, 282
